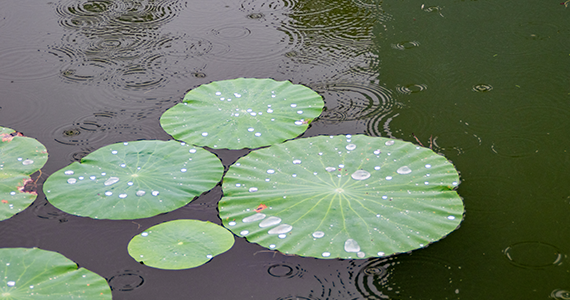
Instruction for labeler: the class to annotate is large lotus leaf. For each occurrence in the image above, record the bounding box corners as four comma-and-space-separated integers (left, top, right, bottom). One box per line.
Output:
44, 140, 223, 220
0, 126, 48, 221
219, 135, 464, 259
160, 78, 324, 149
128, 219, 235, 270
0, 247, 111, 299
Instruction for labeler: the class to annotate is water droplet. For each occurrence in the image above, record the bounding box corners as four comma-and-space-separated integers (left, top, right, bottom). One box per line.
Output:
141, 232, 148, 237
267, 169, 275, 174
104, 177, 120, 186
452, 181, 458, 186
290, 104, 297, 108
136, 190, 146, 197
322, 252, 331, 257
278, 234, 287, 239
425, 164, 432, 168
152, 190, 159, 196
344, 239, 361, 252
248, 127, 254, 132
339, 164, 345, 168
292, 159, 301, 164
127, 181, 133, 186
378, 251, 385, 256
10, 191, 15, 195
249, 187, 258, 192
89, 176, 96, 180
119, 193, 127, 199
259, 216, 282, 228
374, 166, 381, 170
215, 91, 221, 95
424, 181, 429, 185
120, 163, 126, 168
64, 170, 74, 175
234, 93, 241, 97
228, 221, 236, 226
318, 152, 323, 156
17, 157, 22, 161
267, 108, 273, 113
397, 166, 412, 175
7, 281, 15, 287
67, 178, 77, 184
268, 224, 292, 234
269, 244, 276, 249
243, 213, 266, 223
202, 132, 208, 137
78, 176, 84, 180
206, 254, 213, 259
386, 176, 393, 180
255, 132, 261, 137
382, 195, 388, 199
181, 168, 187, 172
292, 174, 297, 177
447, 215, 456, 220
385, 140, 395, 146
235, 183, 241, 187
101, 172, 106, 176
22, 159, 33, 165
351, 170, 371, 181
105, 191, 112, 196
297, 110, 303, 114
123, 142, 129, 146
346, 134, 352, 138
312, 231, 325, 238
189, 148, 197, 153
357, 252, 366, 258
374, 150, 381, 155
346, 144, 357, 151
294, 121, 303, 125
240, 230, 249, 236
325, 167, 336, 172
250, 112, 257, 116
111, 150, 118, 154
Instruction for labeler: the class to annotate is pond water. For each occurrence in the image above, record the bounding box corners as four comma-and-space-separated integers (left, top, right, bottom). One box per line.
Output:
1, 0, 569, 298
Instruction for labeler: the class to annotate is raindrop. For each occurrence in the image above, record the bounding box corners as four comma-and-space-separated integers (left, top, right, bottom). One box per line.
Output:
10, 191, 15, 195
111, 150, 118, 154
290, 104, 297, 108
447, 215, 456, 220
269, 244, 276, 249
234, 93, 241, 97
228, 221, 236, 226
67, 178, 77, 184
78, 176, 84, 180
344, 239, 361, 252
127, 181, 133, 186
424, 181, 429, 185
64, 170, 74, 175
382, 195, 388, 199
385, 140, 395, 146
105, 191, 112, 196
141, 232, 148, 237
267, 108, 273, 113
374, 166, 381, 170
294, 121, 303, 125
22, 159, 34, 165
235, 183, 241, 187
206, 254, 213, 259
120, 163, 126, 168
357, 252, 366, 258
255, 132, 261, 137
268, 224, 292, 234
215, 91, 221, 96
189, 149, 197, 153
243, 213, 266, 223
292, 174, 297, 177
339, 164, 345, 168
240, 230, 249, 236
202, 132, 208, 137
104, 177, 120, 186
297, 110, 303, 114
322, 252, 331, 257
346, 144, 357, 151
425, 164, 432, 168
7, 281, 15, 287
259, 216, 282, 228
136, 190, 146, 197
123, 142, 129, 146
278, 234, 287, 239
181, 168, 187, 172
152, 191, 159, 196
101, 172, 106, 176
119, 194, 127, 199
267, 169, 275, 174
249, 187, 258, 192
452, 181, 458, 186
378, 251, 385, 256
373, 150, 381, 155
248, 127, 254, 132
351, 170, 371, 181
386, 176, 393, 180
312, 231, 325, 238
325, 167, 336, 172
397, 166, 412, 175
292, 159, 301, 164
250, 112, 257, 116
346, 134, 352, 138
89, 176, 96, 180
318, 152, 323, 156
17, 157, 22, 161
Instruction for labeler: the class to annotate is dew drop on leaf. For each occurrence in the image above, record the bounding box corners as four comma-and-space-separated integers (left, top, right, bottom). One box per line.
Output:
242, 213, 266, 223
67, 178, 77, 184
104, 177, 120, 186
268, 224, 292, 234
344, 239, 361, 252
351, 170, 371, 181
397, 166, 412, 175
259, 216, 281, 228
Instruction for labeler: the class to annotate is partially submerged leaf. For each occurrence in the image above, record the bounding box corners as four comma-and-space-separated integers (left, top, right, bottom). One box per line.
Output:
0, 126, 48, 221
128, 219, 235, 270
219, 135, 464, 259
160, 78, 324, 149
44, 140, 223, 220
0, 247, 111, 298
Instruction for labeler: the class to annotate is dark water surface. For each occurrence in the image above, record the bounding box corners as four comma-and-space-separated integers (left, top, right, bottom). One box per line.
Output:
1, 0, 569, 299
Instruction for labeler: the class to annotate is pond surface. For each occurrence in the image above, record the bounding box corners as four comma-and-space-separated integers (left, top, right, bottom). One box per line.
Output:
1, 0, 569, 298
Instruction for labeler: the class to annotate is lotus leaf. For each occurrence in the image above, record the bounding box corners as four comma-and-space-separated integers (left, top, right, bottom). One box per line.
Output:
0, 247, 111, 299
219, 135, 464, 259
0, 126, 48, 221
128, 219, 235, 270
44, 140, 223, 220
160, 78, 324, 149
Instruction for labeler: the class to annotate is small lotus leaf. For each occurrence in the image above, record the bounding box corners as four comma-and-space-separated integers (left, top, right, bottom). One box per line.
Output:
44, 140, 223, 220
219, 135, 464, 259
160, 78, 324, 149
128, 219, 235, 270
0, 126, 48, 221
0, 247, 111, 299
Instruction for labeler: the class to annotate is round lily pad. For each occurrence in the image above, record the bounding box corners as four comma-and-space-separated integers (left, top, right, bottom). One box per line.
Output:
0, 247, 111, 298
160, 78, 324, 149
127, 219, 235, 270
219, 134, 464, 259
44, 140, 223, 220
0, 126, 48, 221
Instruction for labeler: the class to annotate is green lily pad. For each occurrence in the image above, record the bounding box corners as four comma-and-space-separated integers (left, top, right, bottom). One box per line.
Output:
0, 126, 48, 221
160, 78, 324, 149
219, 135, 464, 259
44, 140, 223, 220
0, 247, 111, 299
127, 219, 235, 270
